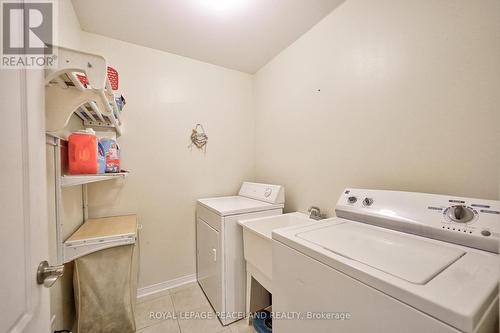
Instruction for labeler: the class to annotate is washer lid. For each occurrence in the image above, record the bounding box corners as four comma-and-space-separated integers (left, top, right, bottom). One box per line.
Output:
274, 219, 499, 333
297, 222, 465, 284
197, 196, 284, 216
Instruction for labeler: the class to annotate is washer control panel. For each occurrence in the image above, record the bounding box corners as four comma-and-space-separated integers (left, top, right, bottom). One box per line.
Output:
337, 188, 500, 253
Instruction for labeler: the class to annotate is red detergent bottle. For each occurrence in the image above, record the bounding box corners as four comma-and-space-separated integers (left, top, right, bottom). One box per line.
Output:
68, 129, 99, 174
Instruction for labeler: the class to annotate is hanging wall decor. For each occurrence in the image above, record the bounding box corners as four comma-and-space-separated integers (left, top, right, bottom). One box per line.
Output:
189, 123, 208, 152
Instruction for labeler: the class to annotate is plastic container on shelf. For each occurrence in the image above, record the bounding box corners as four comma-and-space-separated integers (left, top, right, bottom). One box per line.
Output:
68, 129, 99, 175
114, 94, 126, 111
76, 66, 119, 90
97, 141, 106, 174
100, 138, 121, 173
107, 66, 119, 90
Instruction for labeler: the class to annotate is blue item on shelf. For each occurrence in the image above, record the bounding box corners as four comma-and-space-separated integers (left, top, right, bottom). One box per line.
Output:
99, 138, 121, 173
115, 94, 126, 111
97, 141, 106, 174
253, 310, 272, 333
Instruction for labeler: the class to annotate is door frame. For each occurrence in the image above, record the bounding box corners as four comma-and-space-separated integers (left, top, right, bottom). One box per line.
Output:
1, 49, 51, 333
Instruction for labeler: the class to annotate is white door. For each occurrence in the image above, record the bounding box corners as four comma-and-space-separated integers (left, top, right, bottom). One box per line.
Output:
0, 67, 52, 331
196, 218, 221, 312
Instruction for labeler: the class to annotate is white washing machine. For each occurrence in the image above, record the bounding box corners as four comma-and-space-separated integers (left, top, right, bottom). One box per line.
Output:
272, 189, 499, 333
196, 182, 284, 325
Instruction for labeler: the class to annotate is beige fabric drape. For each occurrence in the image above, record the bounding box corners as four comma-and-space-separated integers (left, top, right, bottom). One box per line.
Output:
73, 244, 138, 333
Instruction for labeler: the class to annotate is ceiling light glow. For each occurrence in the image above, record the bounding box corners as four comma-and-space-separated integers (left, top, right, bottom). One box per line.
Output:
192, 0, 248, 14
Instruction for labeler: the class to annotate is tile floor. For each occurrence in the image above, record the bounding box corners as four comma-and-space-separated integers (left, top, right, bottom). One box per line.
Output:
135, 282, 257, 333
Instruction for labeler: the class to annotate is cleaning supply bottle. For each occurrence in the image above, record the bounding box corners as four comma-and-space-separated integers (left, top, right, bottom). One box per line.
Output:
97, 141, 106, 174
100, 138, 121, 173
68, 129, 99, 174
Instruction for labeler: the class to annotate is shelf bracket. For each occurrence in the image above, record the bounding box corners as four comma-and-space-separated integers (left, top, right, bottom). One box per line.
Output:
44, 46, 123, 136
45, 86, 111, 133
45, 47, 107, 89
82, 184, 88, 221
53, 136, 63, 265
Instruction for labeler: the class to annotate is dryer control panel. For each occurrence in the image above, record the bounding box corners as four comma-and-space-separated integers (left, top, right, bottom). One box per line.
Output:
239, 182, 285, 204
336, 188, 500, 253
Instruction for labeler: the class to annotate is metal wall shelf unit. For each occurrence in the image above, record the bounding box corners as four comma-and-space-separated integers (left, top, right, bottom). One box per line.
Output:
48, 135, 132, 264
45, 47, 131, 264
45, 46, 123, 136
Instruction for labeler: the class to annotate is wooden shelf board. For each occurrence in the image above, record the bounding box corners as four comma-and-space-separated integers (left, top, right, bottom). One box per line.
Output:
66, 214, 137, 243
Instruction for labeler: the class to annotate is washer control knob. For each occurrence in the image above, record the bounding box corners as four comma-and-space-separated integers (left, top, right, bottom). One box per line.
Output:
363, 198, 374, 206
447, 205, 474, 223
481, 230, 491, 237
264, 188, 272, 198
347, 196, 357, 204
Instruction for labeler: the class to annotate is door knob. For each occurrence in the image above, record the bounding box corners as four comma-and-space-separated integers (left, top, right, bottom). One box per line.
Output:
37, 261, 64, 288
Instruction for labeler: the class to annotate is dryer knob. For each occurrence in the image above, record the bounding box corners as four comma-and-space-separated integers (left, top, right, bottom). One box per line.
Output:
264, 188, 272, 198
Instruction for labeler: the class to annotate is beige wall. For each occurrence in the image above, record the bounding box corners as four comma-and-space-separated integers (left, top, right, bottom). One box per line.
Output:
57, 0, 82, 50
82, 31, 255, 287
57, 1, 255, 289
254, 0, 500, 216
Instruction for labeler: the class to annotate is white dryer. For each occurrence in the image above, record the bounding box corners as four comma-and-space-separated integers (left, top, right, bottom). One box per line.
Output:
196, 182, 284, 325
272, 189, 499, 333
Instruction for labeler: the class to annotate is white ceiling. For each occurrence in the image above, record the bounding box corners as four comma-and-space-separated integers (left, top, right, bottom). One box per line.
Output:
71, 0, 344, 73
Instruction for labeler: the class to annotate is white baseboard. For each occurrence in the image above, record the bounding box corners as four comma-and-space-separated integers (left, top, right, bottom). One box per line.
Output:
137, 273, 197, 299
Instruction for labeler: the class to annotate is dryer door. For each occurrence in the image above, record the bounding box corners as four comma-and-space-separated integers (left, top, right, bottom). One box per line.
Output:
196, 218, 221, 312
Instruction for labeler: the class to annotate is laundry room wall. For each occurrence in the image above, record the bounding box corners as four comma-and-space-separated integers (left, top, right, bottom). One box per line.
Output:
81, 32, 256, 287
254, 0, 500, 215
54, 0, 255, 294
